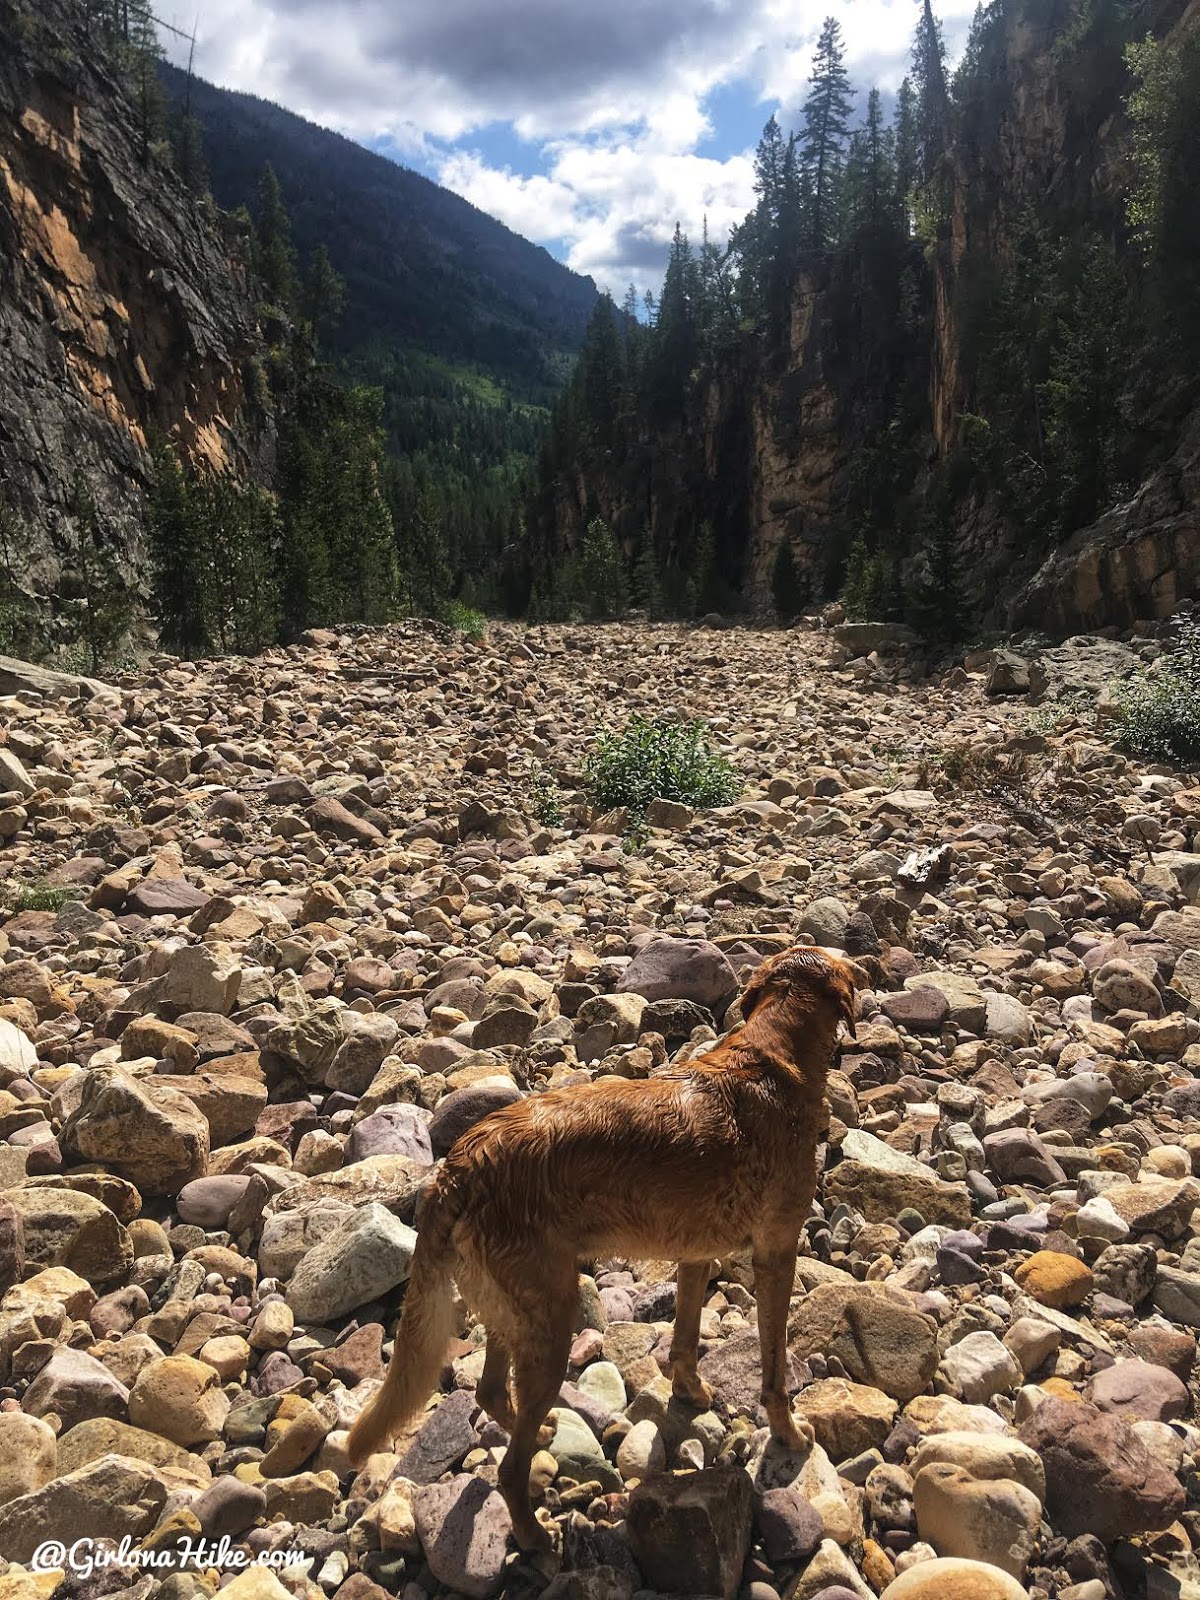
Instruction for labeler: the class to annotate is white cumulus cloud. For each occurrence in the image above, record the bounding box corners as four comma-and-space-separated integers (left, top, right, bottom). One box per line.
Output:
161, 0, 981, 294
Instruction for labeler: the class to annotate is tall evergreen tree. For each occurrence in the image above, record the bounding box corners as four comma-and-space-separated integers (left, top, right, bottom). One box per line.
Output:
172, 111, 209, 194
1041, 238, 1128, 531
253, 166, 299, 312
799, 17, 855, 250
734, 117, 789, 322
70, 478, 134, 671
911, 0, 952, 228
846, 88, 896, 233
146, 443, 215, 657
648, 224, 699, 421
578, 293, 624, 451
301, 245, 345, 349
892, 76, 920, 230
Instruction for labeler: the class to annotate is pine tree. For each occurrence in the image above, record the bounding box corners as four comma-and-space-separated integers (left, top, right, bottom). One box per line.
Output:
911, 0, 952, 231
146, 443, 215, 657
799, 17, 855, 250
172, 112, 209, 195
578, 293, 624, 451
70, 478, 133, 671
648, 224, 699, 422
1041, 237, 1128, 531
734, 117, 788, 322
572, 519, 627, 619
846, 88, 896, 234
0, 499, 37, 659
302, 245, 344, 349
893, 77, 919, 231
402, 485, 450, 616
253, 166, 299, 313
632, 534, 663, 618
685, 521, 719, 616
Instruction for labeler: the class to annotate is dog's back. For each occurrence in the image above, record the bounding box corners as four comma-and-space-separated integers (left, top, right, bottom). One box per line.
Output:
442, 1042, 824, 1270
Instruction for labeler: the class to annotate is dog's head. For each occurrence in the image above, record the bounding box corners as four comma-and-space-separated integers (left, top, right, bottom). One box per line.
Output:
739, 945, 861, 1038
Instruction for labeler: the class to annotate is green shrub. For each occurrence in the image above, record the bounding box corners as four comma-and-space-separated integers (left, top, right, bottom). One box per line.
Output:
441, 600, 488, 641
583, 716, 741, 817
528, 759, 565, 827
1118, 621, 1200, 762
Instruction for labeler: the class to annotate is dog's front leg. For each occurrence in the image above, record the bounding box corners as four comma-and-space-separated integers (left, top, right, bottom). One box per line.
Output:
669, 1259, 714, 1409
753, 1245, 814, 1452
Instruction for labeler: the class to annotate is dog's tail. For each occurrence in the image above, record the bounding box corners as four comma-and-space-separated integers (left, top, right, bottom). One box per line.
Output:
346, 1187, 459, 1464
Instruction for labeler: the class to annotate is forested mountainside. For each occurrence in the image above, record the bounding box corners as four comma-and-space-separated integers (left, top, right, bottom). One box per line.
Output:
160, 66, 596, 402
160, 65, 598, 592
523, 0, 1200, 637
0, 0, 268, 604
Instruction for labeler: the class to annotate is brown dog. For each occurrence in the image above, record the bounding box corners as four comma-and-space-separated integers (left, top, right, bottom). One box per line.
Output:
346, 945, 858, 1549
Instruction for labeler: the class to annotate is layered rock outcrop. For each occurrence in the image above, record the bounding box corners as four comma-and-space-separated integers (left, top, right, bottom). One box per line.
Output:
0, 0, 266, 593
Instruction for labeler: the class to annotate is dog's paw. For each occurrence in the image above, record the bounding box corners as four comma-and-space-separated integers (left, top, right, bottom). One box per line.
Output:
512, 1510, 556, 1555
772, 1415, 815, 1453
671, 1374, 714, 1410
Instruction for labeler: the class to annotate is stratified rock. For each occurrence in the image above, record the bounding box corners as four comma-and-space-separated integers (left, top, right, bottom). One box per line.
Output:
61, 1067, 209, 1195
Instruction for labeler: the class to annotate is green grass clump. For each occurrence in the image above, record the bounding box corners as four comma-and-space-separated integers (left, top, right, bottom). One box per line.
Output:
583, 716, 741, 817
2, 883, 74, 914
1118, 621, 1200, 763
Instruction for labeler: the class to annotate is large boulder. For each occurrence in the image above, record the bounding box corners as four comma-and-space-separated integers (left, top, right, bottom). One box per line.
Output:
285, 1203, 416, 1323
61, 1068, 209, 1196
1018, 1397, 1185, 1539
616, 938, 739, 1014
411, 1474, 511, 1600
788, 1282, 938, 1403
4, 1187, 131, 1291
0, 1454, 166, 1564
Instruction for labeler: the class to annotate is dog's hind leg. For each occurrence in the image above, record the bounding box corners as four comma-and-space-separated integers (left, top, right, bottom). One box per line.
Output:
497, 1280, 575, 1552
670, 1258, 714, 1408
753, 1243, 814, 1451
477, 1331, 515, 1432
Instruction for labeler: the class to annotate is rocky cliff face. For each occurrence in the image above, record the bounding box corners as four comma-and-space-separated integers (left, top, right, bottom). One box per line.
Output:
746, 0, 1200, 631
540, 0, 1198, 636
0, 0, 266, 595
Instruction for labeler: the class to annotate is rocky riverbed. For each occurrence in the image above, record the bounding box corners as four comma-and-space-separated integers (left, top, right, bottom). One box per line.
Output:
0, 616, 1196, 1600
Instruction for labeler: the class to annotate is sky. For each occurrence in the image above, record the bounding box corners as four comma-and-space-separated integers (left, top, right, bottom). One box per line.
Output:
161, 0, 980, 297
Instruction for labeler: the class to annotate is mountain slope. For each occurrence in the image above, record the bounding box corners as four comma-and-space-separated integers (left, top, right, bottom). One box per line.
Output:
161, 64, 597, 407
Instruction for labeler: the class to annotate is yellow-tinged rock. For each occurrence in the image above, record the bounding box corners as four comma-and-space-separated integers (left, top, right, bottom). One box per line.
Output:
1040, 1377, 1081, 1402
0, 1566, 66, 1600
375, 1479, 420, 1552
3, 1267, 95, 1319
862, 1538, 896, 1594
258, 1468, 339, 1522
880, 1558, 1030, 1600
1013, 1251, 1093, 1309
260, 1398, 329, 1477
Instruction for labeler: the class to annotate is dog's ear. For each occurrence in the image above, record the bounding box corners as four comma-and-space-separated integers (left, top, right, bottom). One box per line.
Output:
831, 955, 861, 1039
738, 970, 769, 1020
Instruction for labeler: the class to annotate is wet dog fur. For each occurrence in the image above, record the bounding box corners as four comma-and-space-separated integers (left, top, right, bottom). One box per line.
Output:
346, 944, 858, 1550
